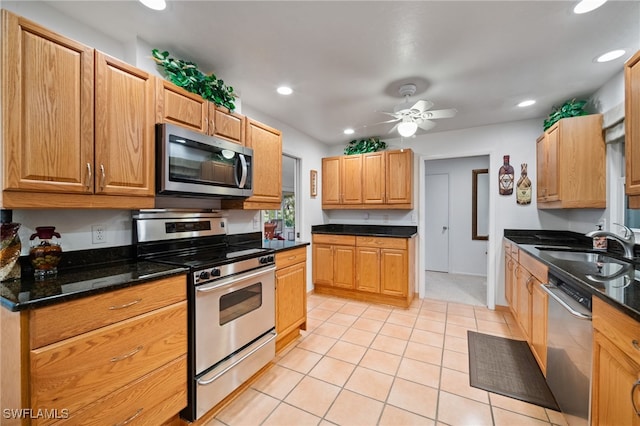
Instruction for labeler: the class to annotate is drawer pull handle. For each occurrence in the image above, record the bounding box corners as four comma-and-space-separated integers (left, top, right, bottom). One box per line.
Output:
632, 379, 640, 417
288, 256, 296, 260
633, 340, 640, 351
108, 299, 142, 310
115, 408, 143, 426
111, 345, 143, 362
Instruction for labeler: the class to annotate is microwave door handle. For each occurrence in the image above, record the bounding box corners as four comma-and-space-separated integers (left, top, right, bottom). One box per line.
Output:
237, 154, 248, 189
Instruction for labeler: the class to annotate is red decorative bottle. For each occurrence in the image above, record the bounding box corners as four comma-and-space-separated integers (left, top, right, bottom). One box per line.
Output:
498, 155, 514, 195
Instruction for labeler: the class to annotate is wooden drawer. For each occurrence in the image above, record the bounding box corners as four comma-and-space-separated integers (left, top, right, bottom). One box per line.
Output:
518, 251, 547, 282
47, 355, 188, 426
30, 301, 187, 416
356, 236, 407, 250
30, 275, 186, 348
593, 297, 640, 364
276, 246, 307, 270
312, 234, 356, 246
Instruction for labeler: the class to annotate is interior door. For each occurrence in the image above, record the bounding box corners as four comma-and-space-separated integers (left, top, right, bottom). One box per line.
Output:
425, 173, 449, 272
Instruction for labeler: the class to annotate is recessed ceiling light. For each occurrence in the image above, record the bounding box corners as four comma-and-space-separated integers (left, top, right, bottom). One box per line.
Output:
139, 0, 166, 11
596, 49, 626, 63
343, 128, 355, 135
277, 86, 293, 95
517, 100, 536, 107
573, 0, 607, 14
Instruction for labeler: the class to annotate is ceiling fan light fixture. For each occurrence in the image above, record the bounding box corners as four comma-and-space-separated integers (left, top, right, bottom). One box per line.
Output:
398, 120, 418, 137
573, 0, 607, 14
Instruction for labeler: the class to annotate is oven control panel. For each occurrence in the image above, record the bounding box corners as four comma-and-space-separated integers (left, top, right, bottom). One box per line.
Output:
193, 254, 275, 285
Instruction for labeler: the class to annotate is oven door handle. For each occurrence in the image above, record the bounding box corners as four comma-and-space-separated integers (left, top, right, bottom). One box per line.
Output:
541, 284, 592, 320
197, 330, 277, 386
196, 266, 276, 293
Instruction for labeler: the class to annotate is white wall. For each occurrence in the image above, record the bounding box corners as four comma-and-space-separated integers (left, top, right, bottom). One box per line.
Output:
425, 156, 490, 276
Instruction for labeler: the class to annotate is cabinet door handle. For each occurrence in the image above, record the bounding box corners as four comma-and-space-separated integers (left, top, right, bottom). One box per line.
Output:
100, 164, 106, 190
108, 299, 142, 310
115, 408, 143, 426
633, 339, 640, 351
85, 163, 92, 189
632, 379, 640, 417
110, 345, 143, 362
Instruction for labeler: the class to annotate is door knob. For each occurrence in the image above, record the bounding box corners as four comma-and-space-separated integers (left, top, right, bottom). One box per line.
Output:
443, 226, 448, 231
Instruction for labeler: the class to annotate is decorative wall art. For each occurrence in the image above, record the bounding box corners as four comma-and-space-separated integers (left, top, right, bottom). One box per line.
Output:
310, 170, 318, 197
498, 155, 514, 195
516, 163, 532, 205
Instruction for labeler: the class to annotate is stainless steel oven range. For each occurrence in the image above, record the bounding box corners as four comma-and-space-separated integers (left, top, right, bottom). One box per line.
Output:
133, 211, 276, 422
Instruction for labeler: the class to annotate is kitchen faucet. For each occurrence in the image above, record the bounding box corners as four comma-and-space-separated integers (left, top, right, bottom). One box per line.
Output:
585, 224, 636, 260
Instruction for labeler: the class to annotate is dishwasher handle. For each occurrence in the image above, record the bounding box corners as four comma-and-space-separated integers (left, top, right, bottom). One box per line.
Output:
541, 284, 592, 320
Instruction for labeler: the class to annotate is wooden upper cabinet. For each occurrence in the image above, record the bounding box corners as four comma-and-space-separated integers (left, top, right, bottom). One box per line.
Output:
95, 51, 155, 196
385, 149, 413, 206
156, 79, 209, 133
211, 105, 246, 144
626, 50, 640, 207
322, 157, 341, 205
222, 118, 282, 209
362, 152, 385, 204
536, 114, 605, 209
321, 149, 413, 209
2, 10, 94, 194
341, 155, 363, 204
536, 127, 559, 203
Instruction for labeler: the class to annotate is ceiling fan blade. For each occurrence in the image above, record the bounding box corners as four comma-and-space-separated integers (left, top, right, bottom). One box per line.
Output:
416, 119, 436, 131
387, 123, 400, 134
364, 117, 400, 127
410, 99, 433, 113
422, 108, 457, 119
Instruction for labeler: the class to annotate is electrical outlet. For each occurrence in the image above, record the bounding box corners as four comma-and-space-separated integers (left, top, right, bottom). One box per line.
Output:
253, 217, 260, 230
383, 214, 389, 224
92, 224, 106, 244
598, 219, 607, 230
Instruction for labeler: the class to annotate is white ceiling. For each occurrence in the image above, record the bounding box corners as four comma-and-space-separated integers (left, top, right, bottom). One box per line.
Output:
43, 0, 640, 145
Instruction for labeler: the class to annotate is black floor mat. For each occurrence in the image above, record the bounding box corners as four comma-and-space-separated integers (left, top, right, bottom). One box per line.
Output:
467, 331, 560, 411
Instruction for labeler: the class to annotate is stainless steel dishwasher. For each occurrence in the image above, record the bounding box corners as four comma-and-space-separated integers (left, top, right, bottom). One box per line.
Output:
541, 274, 593, 426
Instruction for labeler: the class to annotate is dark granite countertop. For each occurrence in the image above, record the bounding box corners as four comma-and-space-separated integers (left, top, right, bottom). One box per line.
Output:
261, 240, 310, 252
311, 224, 417, 238
504, 229, 640, 322
1, 260, 187, 312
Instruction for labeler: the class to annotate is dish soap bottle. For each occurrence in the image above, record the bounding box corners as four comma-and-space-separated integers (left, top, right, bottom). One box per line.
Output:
592, 225, 607, 250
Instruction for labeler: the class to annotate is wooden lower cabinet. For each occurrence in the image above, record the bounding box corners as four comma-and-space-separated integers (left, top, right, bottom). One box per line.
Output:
0, 274, 188, 426
313, 234, 415, 308
275, 247, 308, 351
504, 241, 548, 374
591, 297, 640, 425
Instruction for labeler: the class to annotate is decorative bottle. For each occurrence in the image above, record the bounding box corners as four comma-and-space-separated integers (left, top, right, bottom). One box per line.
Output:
29, 226, 62, 279
516, 163, 532, 205
498, 155, 514, 195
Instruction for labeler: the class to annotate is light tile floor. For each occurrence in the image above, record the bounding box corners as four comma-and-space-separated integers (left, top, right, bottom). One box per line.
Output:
211, 294, 568, 426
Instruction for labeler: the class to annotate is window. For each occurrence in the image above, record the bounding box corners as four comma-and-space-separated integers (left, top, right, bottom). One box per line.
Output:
263, 154, 299, 240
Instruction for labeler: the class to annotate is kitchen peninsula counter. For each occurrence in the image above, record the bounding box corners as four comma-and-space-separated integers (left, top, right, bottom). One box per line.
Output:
311, 224, 418, 238
504, 229, 640, 322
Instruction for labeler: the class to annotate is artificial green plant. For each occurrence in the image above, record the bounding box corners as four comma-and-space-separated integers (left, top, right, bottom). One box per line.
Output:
543, 99, 588, 130
343, 137, 387, 155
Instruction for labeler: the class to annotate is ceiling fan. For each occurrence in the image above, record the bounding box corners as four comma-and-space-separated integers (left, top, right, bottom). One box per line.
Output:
377, 84, 457, 137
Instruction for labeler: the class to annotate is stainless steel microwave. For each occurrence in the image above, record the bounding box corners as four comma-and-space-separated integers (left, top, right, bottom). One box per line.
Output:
156, 123, 253, 198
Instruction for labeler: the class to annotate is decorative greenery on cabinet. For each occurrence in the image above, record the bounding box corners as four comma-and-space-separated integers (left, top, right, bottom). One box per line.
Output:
152, 49, 236, 111
543, 99, 587, 130
344, 137, 387, 155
